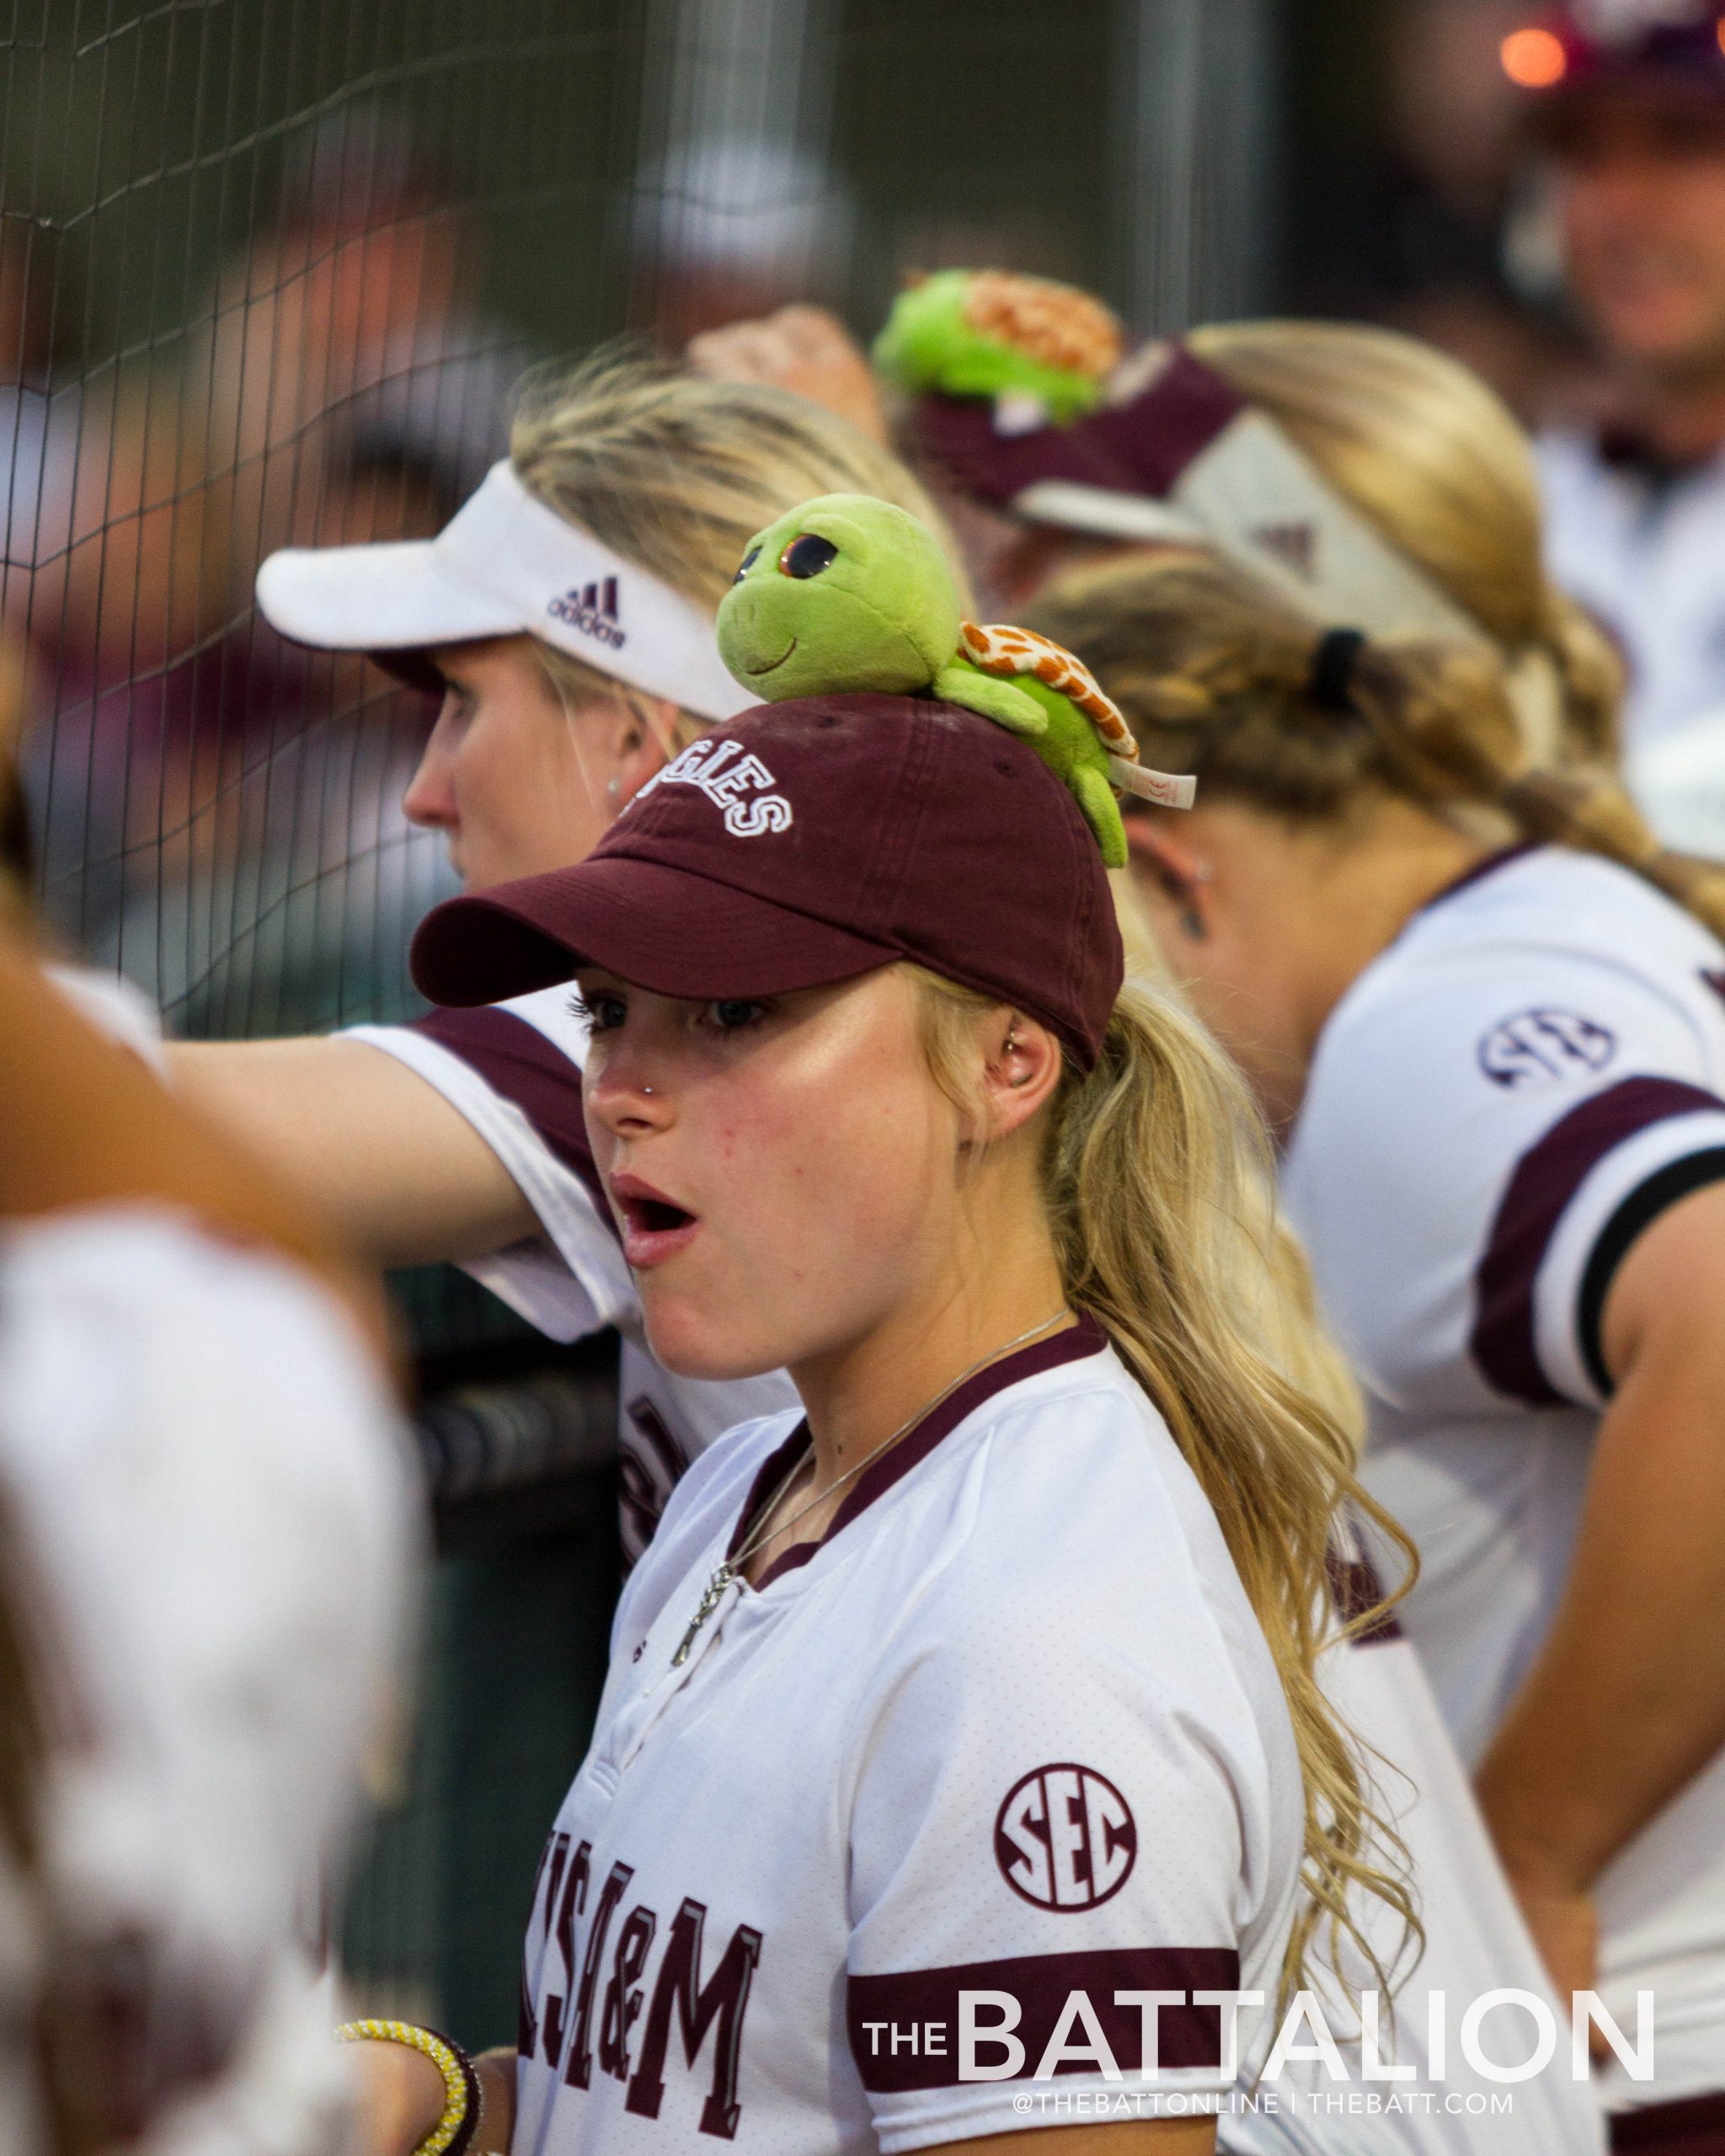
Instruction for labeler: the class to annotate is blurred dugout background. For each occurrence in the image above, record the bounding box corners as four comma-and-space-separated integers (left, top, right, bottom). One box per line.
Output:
0, 0, 1574, 2052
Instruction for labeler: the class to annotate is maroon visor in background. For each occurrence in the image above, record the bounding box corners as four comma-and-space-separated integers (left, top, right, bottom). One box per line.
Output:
410, 693, 1124, 1071
911, 344, 1247, 514
1518, 10, 1725, 113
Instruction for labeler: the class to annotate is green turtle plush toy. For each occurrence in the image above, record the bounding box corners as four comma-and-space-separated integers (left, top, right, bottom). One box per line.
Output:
870, 268, 1124, 424
714, 492, 1194, 868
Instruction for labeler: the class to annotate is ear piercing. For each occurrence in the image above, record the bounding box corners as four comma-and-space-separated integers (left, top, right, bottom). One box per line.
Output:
1178, 862, 1212, 942
606, 776, 623, 805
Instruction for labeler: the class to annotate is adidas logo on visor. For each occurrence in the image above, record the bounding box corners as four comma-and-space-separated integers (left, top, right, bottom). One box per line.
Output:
547, 574, 627, 649
630, 738, 793, 836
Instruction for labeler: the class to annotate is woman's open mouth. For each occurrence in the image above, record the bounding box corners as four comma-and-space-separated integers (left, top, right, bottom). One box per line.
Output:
611, 1175, 701, 1267
746, 637, 798, 677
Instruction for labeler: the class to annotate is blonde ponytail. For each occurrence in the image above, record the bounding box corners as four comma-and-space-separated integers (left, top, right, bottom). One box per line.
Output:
912, 964, 1418, 2004
1027, 551, 1725, 947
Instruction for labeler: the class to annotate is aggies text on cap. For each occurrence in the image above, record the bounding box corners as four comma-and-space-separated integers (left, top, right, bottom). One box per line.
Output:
409, 694, 1124, 1072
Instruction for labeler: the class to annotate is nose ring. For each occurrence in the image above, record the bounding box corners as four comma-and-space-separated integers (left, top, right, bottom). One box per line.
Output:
642, 1084, 654, 1096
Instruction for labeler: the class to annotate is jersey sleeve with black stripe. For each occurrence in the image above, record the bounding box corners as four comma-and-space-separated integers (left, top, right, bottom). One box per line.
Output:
1283, 878, 1725, 1418
1280, 850, 1725, 2106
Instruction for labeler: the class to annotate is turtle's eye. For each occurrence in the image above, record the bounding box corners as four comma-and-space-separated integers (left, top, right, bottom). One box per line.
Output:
779, 533, 839, 579
733, 545, 761, 584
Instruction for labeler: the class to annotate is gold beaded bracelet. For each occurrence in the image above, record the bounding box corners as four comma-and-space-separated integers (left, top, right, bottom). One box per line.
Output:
335, 2018, 483, 2156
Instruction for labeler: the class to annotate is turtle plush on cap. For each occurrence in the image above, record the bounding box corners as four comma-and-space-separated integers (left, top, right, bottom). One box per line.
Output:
871, 269, 1124, 426
714, 491, 1194, 867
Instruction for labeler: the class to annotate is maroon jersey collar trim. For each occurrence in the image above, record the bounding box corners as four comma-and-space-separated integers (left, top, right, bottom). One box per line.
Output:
725, 1314, 1109, 1588
1416, 842, 1541, 920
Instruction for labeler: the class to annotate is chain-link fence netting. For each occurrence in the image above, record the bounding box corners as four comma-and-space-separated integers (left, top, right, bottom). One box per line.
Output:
1, 0, 1284, 2048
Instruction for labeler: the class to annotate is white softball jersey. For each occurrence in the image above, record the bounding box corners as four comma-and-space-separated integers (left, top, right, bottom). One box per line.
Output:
1282, 842, 1725, 2114
510, 1319, 1303, 2155
345, 990, 1605, 2152
1538, 427, 1725, 752
0, 1206, 417, 2156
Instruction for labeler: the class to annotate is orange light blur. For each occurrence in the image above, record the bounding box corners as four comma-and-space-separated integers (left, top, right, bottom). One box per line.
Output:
1501, 26, 1568, 88
1717, 15, 1725, 54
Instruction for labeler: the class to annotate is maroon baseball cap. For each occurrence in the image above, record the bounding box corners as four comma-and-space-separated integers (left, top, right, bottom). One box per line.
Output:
1504, 8, 1725, 116
409, 693, 1123, 1069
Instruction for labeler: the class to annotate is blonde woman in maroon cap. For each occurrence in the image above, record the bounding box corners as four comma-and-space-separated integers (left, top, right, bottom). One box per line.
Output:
351, 692, 1412, 2156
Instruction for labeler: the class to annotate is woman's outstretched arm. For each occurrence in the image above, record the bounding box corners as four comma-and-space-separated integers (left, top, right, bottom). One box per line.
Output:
168, 1036, 539, 1267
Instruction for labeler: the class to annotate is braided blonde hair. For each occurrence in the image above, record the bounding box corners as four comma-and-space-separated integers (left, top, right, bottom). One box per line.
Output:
1028, 549, 1725, 944
911, 963, 1418, 2006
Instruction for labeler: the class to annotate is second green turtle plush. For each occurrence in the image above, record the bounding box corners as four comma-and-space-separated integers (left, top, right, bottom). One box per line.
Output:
714, 492, 1194, 867
871, 269, 1124, 424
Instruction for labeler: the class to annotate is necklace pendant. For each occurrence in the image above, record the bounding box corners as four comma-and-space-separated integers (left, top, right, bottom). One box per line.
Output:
672, 1563, 734, 1668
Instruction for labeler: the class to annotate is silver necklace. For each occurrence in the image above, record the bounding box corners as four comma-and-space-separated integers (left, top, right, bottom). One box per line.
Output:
670, 1308, 1072, 1667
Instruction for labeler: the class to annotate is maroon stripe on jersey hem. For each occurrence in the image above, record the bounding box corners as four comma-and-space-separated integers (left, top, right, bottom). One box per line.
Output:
729, 1315, 1109, 1585
848, 1945, 1241, 2091
414, 1004, 610, 1227
1471, 1076, 1725, 1406
1610, 2091, 1725, 2153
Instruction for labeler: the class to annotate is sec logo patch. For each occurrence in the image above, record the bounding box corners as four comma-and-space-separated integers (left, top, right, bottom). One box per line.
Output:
994, 1764, 1137, 1910
1477, 1009, 1616, 1090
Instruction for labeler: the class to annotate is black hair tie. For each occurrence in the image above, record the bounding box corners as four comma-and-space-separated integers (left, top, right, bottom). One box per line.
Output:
1308, 627, 1367, 713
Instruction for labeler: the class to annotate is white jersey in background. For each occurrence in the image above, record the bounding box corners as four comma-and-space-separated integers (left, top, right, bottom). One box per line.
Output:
515, 1321, 1301, 2155
0, 1208, 416, 2156
349, 988, 1603, 2153
1222, 1561, 1604, 2156
1283, 843, 1725, 2116
1538, 428, 1725, 751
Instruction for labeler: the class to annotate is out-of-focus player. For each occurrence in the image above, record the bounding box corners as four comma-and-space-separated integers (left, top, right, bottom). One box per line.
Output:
168, 355, 963, 1562
1035, 545, 1725, 2150
0, 918, 416, 2156
1505, 2, 1725, 751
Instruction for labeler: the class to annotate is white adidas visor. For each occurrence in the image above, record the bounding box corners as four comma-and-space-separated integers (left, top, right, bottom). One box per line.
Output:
255, 459, 754, 723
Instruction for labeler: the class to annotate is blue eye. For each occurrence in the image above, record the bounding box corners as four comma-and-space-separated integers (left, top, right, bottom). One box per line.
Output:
733, 545, 761, 584
779, 533, 838, 579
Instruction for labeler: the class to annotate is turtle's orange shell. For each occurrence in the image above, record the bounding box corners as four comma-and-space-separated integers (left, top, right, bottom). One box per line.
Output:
959, 273, 1124, 383
959, 620, 1139, 757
